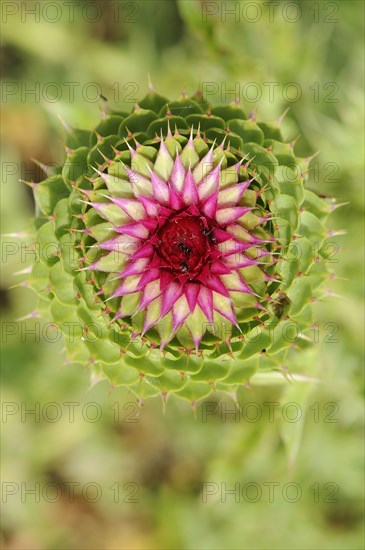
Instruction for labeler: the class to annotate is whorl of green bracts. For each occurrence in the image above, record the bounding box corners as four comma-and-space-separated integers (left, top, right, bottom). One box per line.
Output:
26, 88, 336, 407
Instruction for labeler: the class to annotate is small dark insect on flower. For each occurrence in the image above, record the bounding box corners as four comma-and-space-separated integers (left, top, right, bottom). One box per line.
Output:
180, 262, 189, 273
178, 243, 191, 256
203, 227, 216, 243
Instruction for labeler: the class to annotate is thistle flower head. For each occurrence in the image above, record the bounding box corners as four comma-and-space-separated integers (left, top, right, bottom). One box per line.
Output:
25, 89, 336, 406
85, 132, 274, 351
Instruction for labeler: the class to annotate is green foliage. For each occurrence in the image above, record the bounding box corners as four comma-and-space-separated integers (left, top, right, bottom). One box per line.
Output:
1, 1, 363, 548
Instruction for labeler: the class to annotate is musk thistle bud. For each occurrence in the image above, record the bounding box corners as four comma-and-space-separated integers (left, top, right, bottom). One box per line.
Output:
25, 87, 336, 406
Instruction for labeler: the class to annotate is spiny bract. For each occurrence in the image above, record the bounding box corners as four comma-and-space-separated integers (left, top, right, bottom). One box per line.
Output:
26, 88, 336, 407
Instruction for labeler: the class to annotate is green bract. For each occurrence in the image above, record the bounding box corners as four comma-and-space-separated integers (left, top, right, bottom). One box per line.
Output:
27, 89, 335, 407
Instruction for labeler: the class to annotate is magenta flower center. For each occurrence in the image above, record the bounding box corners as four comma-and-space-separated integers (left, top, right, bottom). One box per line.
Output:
156, 213, 212, 277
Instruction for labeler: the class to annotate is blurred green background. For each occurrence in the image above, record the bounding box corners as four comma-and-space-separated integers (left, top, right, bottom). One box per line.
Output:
1, 1, 364, 548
